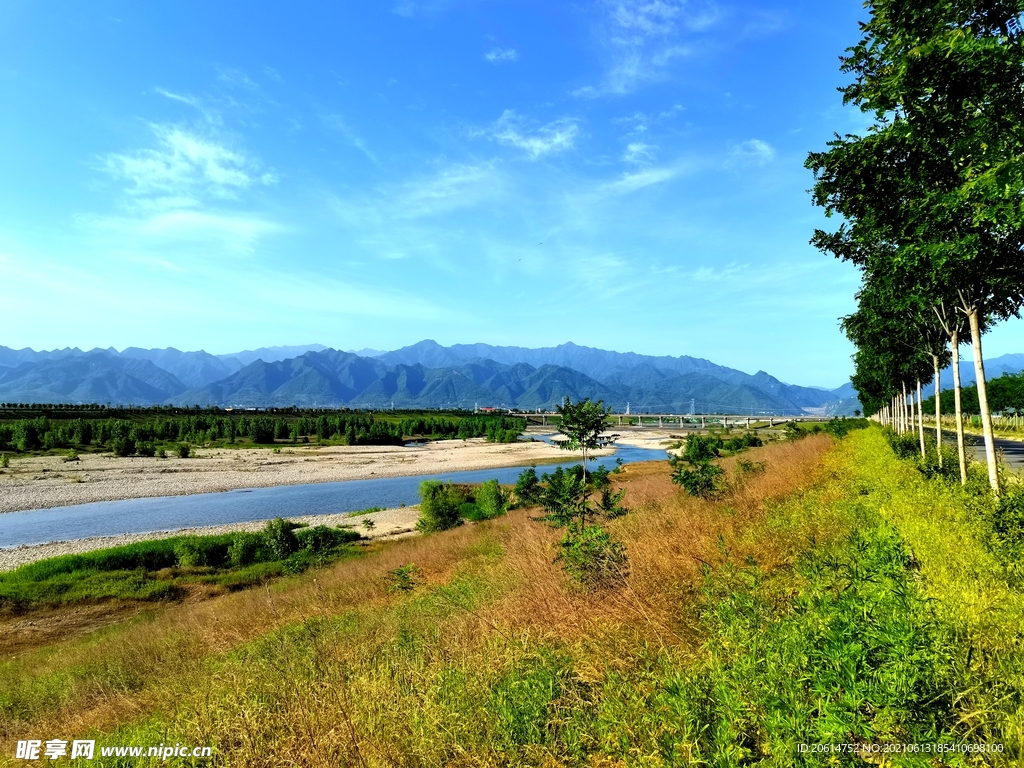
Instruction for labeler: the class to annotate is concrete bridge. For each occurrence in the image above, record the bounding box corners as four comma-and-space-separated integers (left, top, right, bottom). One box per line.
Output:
513, 412, 834, 429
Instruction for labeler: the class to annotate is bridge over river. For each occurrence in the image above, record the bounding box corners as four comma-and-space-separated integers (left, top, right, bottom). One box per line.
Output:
513, 412, 835, 429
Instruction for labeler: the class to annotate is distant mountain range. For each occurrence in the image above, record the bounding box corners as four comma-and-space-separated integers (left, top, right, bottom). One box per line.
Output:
0, 340, 1020, 415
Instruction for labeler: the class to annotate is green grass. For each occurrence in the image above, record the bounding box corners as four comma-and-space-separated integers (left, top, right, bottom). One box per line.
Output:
7, 428, 1024, 765
0, 526, 363, 611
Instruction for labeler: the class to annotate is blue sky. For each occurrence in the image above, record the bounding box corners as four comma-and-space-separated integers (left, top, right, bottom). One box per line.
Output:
1, 0, 1020, 388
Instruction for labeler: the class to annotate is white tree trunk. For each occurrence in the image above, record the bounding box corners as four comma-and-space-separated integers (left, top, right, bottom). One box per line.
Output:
933, 354, 942, 467
952, 329, 967, 485
917, 380, 926, 459
968, 308, 1000, 493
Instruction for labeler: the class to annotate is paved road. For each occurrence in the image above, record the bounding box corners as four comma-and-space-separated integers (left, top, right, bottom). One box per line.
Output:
942, 430, 1024, 471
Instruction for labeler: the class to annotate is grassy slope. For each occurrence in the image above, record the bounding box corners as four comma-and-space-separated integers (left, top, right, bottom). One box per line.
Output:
2, 429, 1023, 766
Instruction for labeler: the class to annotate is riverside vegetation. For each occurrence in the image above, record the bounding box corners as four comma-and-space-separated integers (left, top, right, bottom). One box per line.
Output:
0, 406, 526, 458
3, 421, 1024, 765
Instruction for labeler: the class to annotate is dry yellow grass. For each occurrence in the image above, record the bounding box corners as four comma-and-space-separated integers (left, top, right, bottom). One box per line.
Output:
1, 435, 835, 765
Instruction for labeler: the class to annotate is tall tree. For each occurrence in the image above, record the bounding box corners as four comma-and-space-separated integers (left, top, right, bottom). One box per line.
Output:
555, 397, 610, 482
808, 0, 1024, 492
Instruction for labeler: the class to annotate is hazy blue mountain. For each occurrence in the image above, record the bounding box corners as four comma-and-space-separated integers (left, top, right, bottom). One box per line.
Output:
7, 340, 1019, 413
376, 340, 834, 410
0, 351, 187, 404
119, 347, 244, 389
218, 344, 328, 367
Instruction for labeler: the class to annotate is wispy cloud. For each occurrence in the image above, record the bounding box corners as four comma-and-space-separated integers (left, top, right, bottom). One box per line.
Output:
476, 110, 579, 159
576, 0, 719, 97
101, 124, 275, 201
484, 47, 518, 63
599, 165, 677, 194
80, 209, 287, 256
730, 139, 775, 166
392, 163, 501, 218
216, 67, 259, 90
322, 115, 379, 164
623, 141, 654, 164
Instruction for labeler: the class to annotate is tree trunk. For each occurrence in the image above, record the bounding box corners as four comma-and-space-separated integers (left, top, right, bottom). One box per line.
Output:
933, 354, 942, 467
952, 329, 967, 485
967, 307, 1000, 494
917, 380, 926, 459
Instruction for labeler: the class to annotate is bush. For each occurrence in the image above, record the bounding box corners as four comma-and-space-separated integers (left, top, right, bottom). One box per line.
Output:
460, 502, 485, 521
556, 524, 629, 589
228, 532, 268, 567
513, 467, 542, 506
417, 481, 469, 532
672, 462, 724, 498
684, 435, 721, 463
474, 479, 509, 519
136, 442, 156, 457
263, 517, 301, 559
111, 437, 136, 457
176, 443, 191, 459
0, 453, 7, 468
295, 525, 360, 554
173, 536, 232, 568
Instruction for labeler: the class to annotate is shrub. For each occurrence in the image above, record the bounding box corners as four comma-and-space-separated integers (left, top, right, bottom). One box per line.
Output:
136, 442, 156, 457
673, 462, 724, 498
0, 453, 7, 468
386, 563, 421, 593
295, 525, 360, 554
556, 524, 629, 589
475, 479, 509, 519
684, 434, 721, 463
111, 437, 136, 457
460, 502, 485, 521
176, 443, 191, 459
64, 449, 79, 462
416, 481, 469, 532
263, 517, 301, 559
513, 467, 542, 506
173, 536, 232, 568
228, 532, 268, 567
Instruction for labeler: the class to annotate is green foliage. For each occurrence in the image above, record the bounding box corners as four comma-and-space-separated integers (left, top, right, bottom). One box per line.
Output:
386, 563, 421, 593
666, 527, 960, 761
682, 434, 721, 463
295, 525, 360, 554
0, 408, 525, 454
417, 481, 469, 532
474, 478, 509, 520
1, 453, 8, 468
721, 432, 762, 452
555, 396, 610, 476
228, 532, 269, 568
555, 524, 628, 589
172, 536, 232, 568
513, 467, 542, 506
263, 517, 302, 559
176, 442, 191, 459
673, 462, 724, 499
348, 506, 385, 517
0, 518, 363, 609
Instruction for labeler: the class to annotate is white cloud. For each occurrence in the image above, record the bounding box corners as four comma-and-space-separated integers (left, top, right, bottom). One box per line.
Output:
485, 47, 518, 63
80, 209, 287, 256
577, 0, 717, 97
217, 67, 258, 90
623, 142, 654, 164
322, 115, 379, 165
393, 163, 502, 218
600, 166, 677, 194
101, 124, 274, 200
478, 110, 579, 159
730, 139, 776, 166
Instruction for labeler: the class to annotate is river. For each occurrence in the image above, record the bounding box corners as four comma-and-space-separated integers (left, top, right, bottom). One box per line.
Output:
0, 442, 667, 547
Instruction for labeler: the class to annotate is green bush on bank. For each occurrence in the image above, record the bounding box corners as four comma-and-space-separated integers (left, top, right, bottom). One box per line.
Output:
0, 519, 362, 610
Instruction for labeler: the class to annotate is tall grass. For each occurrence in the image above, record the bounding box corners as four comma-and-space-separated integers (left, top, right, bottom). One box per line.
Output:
3, 430, 1023, 765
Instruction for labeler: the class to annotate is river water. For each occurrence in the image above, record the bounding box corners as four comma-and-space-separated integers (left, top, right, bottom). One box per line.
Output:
0, 442, 667, 547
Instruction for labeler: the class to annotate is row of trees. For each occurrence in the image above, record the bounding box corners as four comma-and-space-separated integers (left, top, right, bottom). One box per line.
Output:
807, 0, 1024, 493
0, 413, 526, 454
922, 371, 1024, 416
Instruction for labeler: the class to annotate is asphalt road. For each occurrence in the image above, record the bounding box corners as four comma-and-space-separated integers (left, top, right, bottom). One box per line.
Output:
942, 430, 1024, 471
